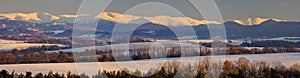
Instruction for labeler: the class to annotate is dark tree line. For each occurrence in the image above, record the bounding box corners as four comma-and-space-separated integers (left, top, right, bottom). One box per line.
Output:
78, 45, 300, 62
7, 45, 70, 55
226, 45, 300, 55
25, 38, 72, 46
1, 44, 300, 64
0, 51, 74, 64
241, 40, 300, 47
0, 69, 81, 78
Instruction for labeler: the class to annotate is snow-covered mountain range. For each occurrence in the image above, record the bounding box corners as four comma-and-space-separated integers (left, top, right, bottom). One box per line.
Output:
0, 12, 292, 26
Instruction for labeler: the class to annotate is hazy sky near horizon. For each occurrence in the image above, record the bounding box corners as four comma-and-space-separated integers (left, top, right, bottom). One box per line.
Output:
0, 0, 300, 21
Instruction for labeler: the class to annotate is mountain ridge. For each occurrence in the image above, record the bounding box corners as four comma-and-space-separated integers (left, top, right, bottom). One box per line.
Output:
0, 12, 294, 26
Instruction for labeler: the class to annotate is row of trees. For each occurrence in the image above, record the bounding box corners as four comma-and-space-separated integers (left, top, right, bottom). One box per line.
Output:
1, 57, 300, 78
226, 45, 300, 55
25, 38, 72, 46
7, 45, 69, 55
77, 46, 203, 62
241, 40, 300, 47
0, 70, 81, 78
1, 44, 300, 64
0, 51, 73, 64
67, 57, 300, 78
78, 45, 300, 62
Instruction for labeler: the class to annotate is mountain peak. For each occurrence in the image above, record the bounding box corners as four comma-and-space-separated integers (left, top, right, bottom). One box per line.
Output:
0, 12, 64, 22
231, 17, 287, 25
96, 12, 220, 26
39, 12, 60, 21
259, 18, 288, 25
96, 12, 141, 24
232, 20, 244, 25
0, 12, 41, 21
60, 14, 89, 18
271, 18, 287, 22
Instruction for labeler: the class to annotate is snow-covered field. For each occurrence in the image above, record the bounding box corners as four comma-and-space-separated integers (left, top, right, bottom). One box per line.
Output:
0, 53, 299, 77
0, 39, 24, 44
0, 39, 65, 50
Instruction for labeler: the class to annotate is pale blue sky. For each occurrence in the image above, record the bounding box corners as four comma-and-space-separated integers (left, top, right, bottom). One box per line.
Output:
0, 0, 300, 21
